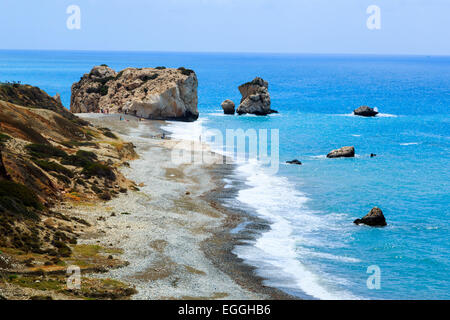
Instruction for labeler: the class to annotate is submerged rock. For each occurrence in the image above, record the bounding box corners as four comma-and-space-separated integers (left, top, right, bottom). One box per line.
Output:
70, 65, 199, 122
236, 77, 277, 115
354, 207, 387, 227
221, 99, 235, 115
326, 146, 355, 158
286, 159, 302, 165
354, 106, 378, 117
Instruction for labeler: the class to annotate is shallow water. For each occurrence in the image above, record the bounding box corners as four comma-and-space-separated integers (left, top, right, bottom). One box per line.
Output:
1, 50, 449, 299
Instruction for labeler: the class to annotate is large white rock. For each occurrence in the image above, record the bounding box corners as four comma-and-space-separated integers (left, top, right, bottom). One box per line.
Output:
70, 66, 199, 121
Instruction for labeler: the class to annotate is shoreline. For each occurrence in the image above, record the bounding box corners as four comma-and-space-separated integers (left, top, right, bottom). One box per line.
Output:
71, 114, 295, 300
201, 163, 297, 300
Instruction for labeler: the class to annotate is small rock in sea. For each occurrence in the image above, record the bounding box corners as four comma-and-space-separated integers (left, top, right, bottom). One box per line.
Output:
353, 106, 379, 117
286, 159, 302, 165
221, 99, 235, 115
354, 207, 387, 227
370, 153, 377, 158
327, 146, 355, 158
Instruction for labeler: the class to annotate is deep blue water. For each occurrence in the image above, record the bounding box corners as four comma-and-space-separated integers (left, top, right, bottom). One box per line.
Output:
1, 50, 449, 299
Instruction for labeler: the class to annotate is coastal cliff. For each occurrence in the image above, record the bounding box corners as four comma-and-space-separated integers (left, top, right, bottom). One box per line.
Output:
70, 65, 199, 122
0, 83, 138, 299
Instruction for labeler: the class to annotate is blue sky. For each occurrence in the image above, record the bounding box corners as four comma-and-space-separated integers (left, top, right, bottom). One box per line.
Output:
0, 0, 448, 55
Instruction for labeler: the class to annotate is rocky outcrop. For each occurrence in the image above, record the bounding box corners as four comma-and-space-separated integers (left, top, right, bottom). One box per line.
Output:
221, 99, 235, 115
70, 65, 199, 122
327, 146, 355, 158
354, 106, 378, 117
53, 93, 62, 105
236, 77, 277, 115
286, 159, 302, 165
354, 207, 387, 226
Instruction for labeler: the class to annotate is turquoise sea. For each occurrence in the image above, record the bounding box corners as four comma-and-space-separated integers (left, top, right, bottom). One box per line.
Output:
0, 50, 449, 299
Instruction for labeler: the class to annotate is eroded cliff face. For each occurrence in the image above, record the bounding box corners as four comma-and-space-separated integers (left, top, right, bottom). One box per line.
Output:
0, 83, 137, 258
70, 65, 199, 122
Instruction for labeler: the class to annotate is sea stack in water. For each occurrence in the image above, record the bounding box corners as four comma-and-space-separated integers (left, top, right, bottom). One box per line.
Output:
354, 207, 387, 227
70, 65, 199, 122
327, 146, 355, 158
221, 99, 235, 115
286, 159, 302, 165
353, 106, 378, 117
236, 77, 277, 115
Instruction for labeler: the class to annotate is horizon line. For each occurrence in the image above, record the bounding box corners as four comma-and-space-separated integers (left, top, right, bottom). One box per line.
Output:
0, 48, 449, 58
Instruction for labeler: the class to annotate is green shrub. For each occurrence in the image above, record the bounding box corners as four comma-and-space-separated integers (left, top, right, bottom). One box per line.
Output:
51, 173, 71, 185
100, 64, 109, 67
155, 66, 166, 70
91, 185, 102, 194
178, 67, 194, 76
99, 192, 111, 200
0, 133, 11, 143
0, 180, 43, 213
26, 144, 68, 159
82, 163, 116, 180
140, 74, 158, 81
86, 87, 99, 94
94, 76, 114, 85
103, 131, 118, 139
61, 155, 92, 168
61, 150, 97, 168
76, 150, 97, 161
52, 240, 72, 257
33, 159, 74, 178
99, 85, 109, 96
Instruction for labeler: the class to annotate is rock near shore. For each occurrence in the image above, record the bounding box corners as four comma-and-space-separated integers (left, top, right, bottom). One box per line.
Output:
354, 207, 387, 227
70, 65, 199, 122
221, 99, 235, 115
286, 159, 302, 165
353, 106, 378, 117
327, 146, 355, 158
236, 77, 277, 115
